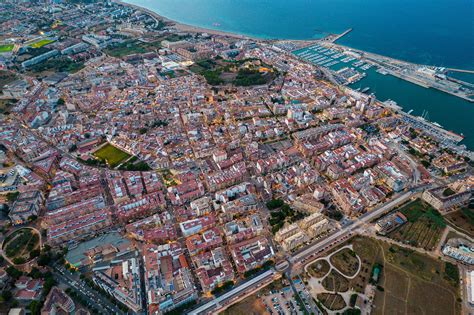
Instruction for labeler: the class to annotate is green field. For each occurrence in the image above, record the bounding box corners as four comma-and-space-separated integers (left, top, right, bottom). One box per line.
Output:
0, 70, 17, 92
372, 239, 460, 315
26, 57, 84, 75
446, 207, 474, 237
321, 270, 350, 292
0, 44, 14, 53
104, 40, 161, 58
330, 248, 360, 277
93, 143, 131, 168
317, 293, 346, 311
189, 57, 278, 87
316, 236, 461, 315
31, 39, 55, 48
389, 199, 446, 250
307, 259, 330, 278
3, 228, 40, 263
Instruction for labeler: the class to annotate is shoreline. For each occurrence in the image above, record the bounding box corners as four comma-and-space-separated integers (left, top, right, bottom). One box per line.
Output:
114, 0, 323, 43
114, 0, 268, 41
113, 0, 473, 151
115, 0, 474, 72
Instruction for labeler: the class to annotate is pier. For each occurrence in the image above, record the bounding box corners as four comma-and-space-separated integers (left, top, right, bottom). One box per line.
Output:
323, 28, 352, 43
317, 42, 474, 103
447, 68, 474, 74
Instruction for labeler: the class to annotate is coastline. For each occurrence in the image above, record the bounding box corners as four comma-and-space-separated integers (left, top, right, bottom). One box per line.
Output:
114, 0, 322, 44
113, 0, 474, 151
114, 0, 474, 71
114, 0, 267, 41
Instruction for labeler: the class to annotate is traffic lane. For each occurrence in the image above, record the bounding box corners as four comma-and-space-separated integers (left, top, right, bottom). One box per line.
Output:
291, 191, 413, 263
54, 267, 124, 314
53, 272, 113, 314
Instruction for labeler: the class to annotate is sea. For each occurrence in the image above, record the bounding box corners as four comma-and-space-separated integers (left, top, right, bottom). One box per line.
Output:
124, 0, 474, 148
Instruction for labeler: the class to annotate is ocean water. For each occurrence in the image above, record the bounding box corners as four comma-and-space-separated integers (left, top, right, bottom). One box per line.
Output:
124, 0, 474, 148
126, 0, 474, 69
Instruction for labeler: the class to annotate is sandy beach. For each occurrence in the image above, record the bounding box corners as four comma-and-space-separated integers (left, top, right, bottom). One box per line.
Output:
113, 0, 262, 40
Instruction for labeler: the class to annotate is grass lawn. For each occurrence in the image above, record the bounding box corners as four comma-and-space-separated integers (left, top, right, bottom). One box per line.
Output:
307, 259, 330, 278
316, 293, 346, 311
0, 44, 14, 53
347, 237, 383, 293
3, 228, 40, 261
306, 237, 381, 295
31, 39, 55, 48
330, 248, 360, 277
104, 40, 161, 58
26, 57, 84, 75
321, 270, 350, 292
0, 70, 17, 95
314, 236, 460, 315
93, 143, 131, 168
371, 239, 460, 315
389, 198, 446, 250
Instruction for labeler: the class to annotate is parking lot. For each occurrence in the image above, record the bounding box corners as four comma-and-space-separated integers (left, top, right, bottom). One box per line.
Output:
262, 286, 305, 315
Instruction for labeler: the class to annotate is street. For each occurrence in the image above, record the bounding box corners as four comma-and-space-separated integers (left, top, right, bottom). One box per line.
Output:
52, 265, 125, 315
290, 190, 415, 267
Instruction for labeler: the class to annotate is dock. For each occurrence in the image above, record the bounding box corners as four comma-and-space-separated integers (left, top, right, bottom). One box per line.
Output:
322, 28, 353, 43
318, 42, 474, 103
447, 68, 474, 74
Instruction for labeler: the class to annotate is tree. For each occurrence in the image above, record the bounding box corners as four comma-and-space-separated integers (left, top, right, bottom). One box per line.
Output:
28, 267, 42, 279
6, 266, 22, 279
444, 262, 459, 284
29, 249, 41, 259
1, 290, 12, 301
13, 257, 26, 264
69, 144, 77, 152
0, 204, 9, 214
38, 252, 52, 266
43, 275, 56, 295
29, 300, 41, 315
6, 191, 19, 202
266, 199, 284, 210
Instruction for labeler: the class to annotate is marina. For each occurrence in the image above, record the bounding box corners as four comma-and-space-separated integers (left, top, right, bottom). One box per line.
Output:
291, 41, 474, 150
294, 44, 369, 85
123, 0, 474, 150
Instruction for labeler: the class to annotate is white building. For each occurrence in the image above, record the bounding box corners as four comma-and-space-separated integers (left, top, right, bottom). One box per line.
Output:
468, 270, 474, 306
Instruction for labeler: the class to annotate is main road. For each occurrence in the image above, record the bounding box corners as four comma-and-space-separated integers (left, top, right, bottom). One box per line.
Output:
52, 264, 125, 315
290, 190, 416, 266
189, 269, 278, 315
189, 189, 423, 314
